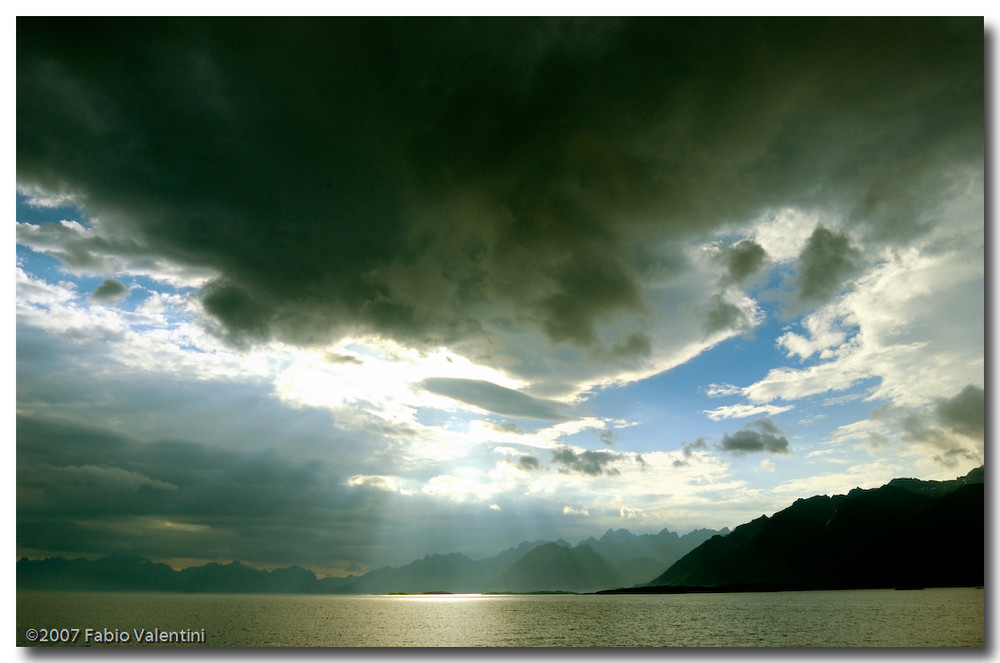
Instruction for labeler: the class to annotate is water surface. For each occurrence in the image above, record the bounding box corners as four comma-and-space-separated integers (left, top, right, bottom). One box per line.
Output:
17, 587, 984, 647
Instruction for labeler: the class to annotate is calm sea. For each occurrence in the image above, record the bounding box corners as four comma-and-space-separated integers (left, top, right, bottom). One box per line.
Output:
17, 587, 983, 647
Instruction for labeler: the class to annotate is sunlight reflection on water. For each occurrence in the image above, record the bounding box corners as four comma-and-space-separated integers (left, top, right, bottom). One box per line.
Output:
390, 593, 489, 601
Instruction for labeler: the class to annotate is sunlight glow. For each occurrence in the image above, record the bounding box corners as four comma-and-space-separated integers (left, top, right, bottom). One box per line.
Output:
273, 337, 526, 422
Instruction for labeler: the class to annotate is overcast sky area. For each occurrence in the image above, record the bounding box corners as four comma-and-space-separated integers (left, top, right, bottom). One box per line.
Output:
15, 17, 984, 576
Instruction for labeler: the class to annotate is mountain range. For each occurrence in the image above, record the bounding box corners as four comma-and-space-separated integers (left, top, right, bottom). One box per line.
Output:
18, 467, 983, 594
15, 554, 353, 594
637, 466, 984, 592
17, 527, 723, 594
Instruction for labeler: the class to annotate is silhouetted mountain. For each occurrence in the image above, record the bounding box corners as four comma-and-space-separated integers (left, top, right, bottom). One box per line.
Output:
315, 574, 355, 592
488, 539, 565, 572
17, 554, 178, 592
17, 536, 591, 594
337, 552, 480, 594
645, 516, 769, 589
23, 466, 978, 597
174, 560, 321, 593
330, 528, 728, 594
332, 539, 561, 594
577, 527, 726, 587
646, 467, 984, 591
886, 464, 984, 496
485, 543, 622, 593
17, 556, 328, 594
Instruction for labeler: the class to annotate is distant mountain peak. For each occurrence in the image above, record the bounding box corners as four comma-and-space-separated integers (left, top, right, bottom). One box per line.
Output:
600, 528, 633, 542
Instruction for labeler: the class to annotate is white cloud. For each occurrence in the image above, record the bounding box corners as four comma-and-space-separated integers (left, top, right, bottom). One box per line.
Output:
741, 350, 878, 404
777, 307, 851, 360
16, 267, 77, 308
751, 207, 828, 262
705, 383, 742, 398
562, 505, 590, 516
703, 402, 794, 421
17, 220, 218, 288
17, 185, 78, 208
422, 471, 499, 503
486, 459, 530, 485
718, 221, 983, 417
345, 475, 404, 493
17, 267, 278, 384
828, 416, 894, 449
273, 338, 526, 423
491, 446, 522, 457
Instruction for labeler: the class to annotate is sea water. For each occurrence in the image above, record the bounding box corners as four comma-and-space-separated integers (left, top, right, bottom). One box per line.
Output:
17, 587, 984, 647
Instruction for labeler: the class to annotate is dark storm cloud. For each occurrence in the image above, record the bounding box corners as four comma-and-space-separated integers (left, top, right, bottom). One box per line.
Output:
673, 438, 709, 467
325, 352, 363, 365
90, 278, 128, 302
200, 281, 273, 346
535, 252, 644, 346
703, 294, 754, 335
932, 446, 980, 469
492, 422, 526, 434
18, 412, 606, 570
16, 219, 212, 284
15, 414, 408, 569
934, 385, 984, 439
16, 18, 984, 356
682, 438, 710, 456
609, 331, 652, 360
421, 378, 568, 420
795, 227, 863, 304
550, 446, 626, 476
718, 419, 790, 456
720, 240, 767, 284
516, 456, 540, 472
17, 416, 329, 520
896, 385, 984, 466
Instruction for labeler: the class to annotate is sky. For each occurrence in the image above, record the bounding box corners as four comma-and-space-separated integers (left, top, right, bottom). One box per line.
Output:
14, 17, 985, 577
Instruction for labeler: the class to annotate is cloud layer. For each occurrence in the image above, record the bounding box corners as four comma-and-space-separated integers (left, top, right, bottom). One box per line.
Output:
17, 18, 983, 395
15, 18, 984, 573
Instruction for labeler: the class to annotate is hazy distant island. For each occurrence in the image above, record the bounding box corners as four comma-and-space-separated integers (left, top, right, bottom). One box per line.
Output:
18, 467, 982, 595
